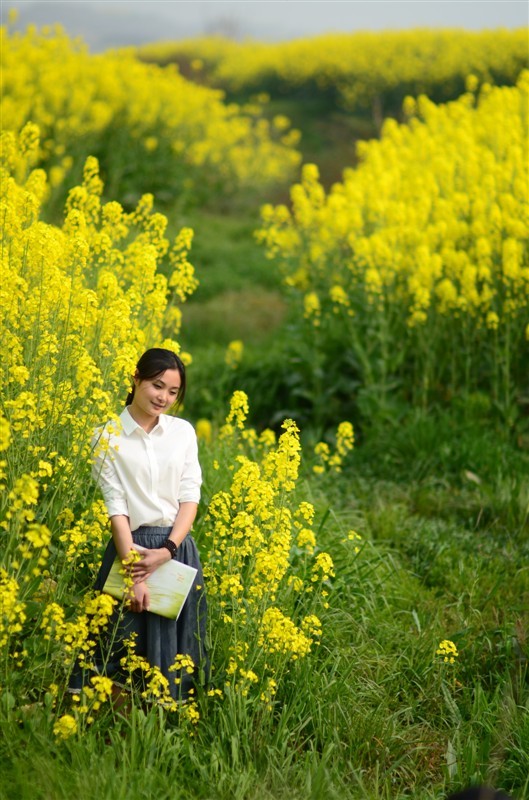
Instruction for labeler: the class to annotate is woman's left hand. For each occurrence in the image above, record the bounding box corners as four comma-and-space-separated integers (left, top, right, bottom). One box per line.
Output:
132, 548, 172, 583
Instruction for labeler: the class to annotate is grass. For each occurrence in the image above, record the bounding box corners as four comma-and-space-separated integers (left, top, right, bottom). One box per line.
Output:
2, 430, 528, 799
180, 287, 287, 349
261, 97, 376, 191
169, 208, 289, 369
171, 208, 281, 303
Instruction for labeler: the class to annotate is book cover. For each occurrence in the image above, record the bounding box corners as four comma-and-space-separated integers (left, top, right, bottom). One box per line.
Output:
102, 545, 198, 620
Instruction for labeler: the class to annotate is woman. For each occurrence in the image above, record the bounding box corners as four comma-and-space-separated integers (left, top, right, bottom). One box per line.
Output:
71, 347, 207, 701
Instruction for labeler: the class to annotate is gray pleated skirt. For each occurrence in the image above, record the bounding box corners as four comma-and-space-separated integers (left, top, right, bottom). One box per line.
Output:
70, 526, 208, 701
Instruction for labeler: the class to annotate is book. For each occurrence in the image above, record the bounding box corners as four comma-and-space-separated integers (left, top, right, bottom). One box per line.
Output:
102, 545, 197, 620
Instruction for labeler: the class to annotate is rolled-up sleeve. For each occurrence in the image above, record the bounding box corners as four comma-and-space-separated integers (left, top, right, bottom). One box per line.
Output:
178, 428, 202, 504
91, 429, 129, 518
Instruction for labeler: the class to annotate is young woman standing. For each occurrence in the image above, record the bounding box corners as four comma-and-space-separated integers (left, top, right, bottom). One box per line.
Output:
71, 347, 207, 700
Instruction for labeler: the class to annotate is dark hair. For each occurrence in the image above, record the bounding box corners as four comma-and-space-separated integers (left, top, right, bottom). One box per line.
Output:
126, 348, 186, 409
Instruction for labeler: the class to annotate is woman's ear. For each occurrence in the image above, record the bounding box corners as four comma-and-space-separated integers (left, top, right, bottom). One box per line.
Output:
132, 370, 140, 386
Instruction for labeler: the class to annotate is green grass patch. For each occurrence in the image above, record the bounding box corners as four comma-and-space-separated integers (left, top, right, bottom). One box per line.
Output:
168, 208, 282, 301
261, 97, 376, 190
3, 455, 528, 799
180, 288, 287, 350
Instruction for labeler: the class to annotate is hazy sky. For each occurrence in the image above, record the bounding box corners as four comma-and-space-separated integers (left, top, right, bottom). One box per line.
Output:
4, 1, 528, 50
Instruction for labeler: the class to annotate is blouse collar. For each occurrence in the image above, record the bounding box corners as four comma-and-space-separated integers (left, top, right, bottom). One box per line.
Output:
120, 406, 169, 436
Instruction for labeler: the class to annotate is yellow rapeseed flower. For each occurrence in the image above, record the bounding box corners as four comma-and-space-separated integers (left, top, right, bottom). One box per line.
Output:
225, 340, 244, 369
53, 714, 78, 739
196, 418, 212, 444
436, 639, 459, 664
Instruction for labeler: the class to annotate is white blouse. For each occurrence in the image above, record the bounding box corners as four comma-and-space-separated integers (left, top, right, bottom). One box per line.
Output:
91, 406, 202, 532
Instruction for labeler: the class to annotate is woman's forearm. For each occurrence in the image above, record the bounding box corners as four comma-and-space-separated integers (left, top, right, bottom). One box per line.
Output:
130, 503, 199, 583
169, 502, 198, 547
110, 514, 134, 561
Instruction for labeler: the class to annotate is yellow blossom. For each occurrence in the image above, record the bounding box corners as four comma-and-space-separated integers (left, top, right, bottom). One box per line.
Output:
53, 714, 78, 739
225, 340, 244, 369
436, 639, 459, 664
303, 291, 321, 325
196, 418, 212, 444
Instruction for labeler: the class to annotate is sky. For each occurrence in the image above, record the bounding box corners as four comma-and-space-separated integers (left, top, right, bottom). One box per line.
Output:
3, 1, 528, 50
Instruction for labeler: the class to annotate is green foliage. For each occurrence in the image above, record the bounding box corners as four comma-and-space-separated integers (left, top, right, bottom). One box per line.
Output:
3, 449, 528, 799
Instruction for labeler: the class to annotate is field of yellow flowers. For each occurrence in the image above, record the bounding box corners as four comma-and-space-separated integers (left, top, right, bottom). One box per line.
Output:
257, 73, 529, 427
1, 20, 528, 800
2, 24, 301, 212
138, 29, 528, 124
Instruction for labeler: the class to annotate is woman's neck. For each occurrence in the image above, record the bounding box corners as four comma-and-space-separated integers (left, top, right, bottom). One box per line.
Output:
127, 404, 159, 433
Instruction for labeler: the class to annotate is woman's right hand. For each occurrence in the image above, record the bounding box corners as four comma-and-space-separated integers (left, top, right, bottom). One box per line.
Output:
129, 581, 150, 613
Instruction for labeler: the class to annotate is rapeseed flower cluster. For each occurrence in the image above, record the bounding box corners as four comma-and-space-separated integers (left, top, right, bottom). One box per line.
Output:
219, 390, 250, 436
0, 128, 199, 717
436, 639, 459, 664
41, 592, 117, 661
0, 571, 27, 647
225, 340, 244, 370
203, 395, 332, 707
343, 530, 362, 555
138, 29, 527, 120
2, 24, 300, 206
53, 713, 78, 739
258, 74, 529, 410
313, 421, 355, 474
58, 501, 109, 564
196, 419, 213, 444
258, 607, 314, 659
68, 675, 115, 727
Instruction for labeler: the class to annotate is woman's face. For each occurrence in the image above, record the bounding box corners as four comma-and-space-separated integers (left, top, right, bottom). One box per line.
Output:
131, 369, 182, 419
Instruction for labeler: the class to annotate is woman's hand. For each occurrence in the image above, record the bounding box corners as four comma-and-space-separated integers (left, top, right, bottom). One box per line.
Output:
132, 547, 172, 583
129, 581, 150, 613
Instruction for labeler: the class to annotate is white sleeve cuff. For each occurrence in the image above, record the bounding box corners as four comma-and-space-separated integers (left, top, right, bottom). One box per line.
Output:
177, 491, 201, 504
103, 495, 129, 518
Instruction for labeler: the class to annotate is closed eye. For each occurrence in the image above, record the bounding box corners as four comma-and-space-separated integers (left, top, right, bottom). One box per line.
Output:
153, 380, 180, 393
